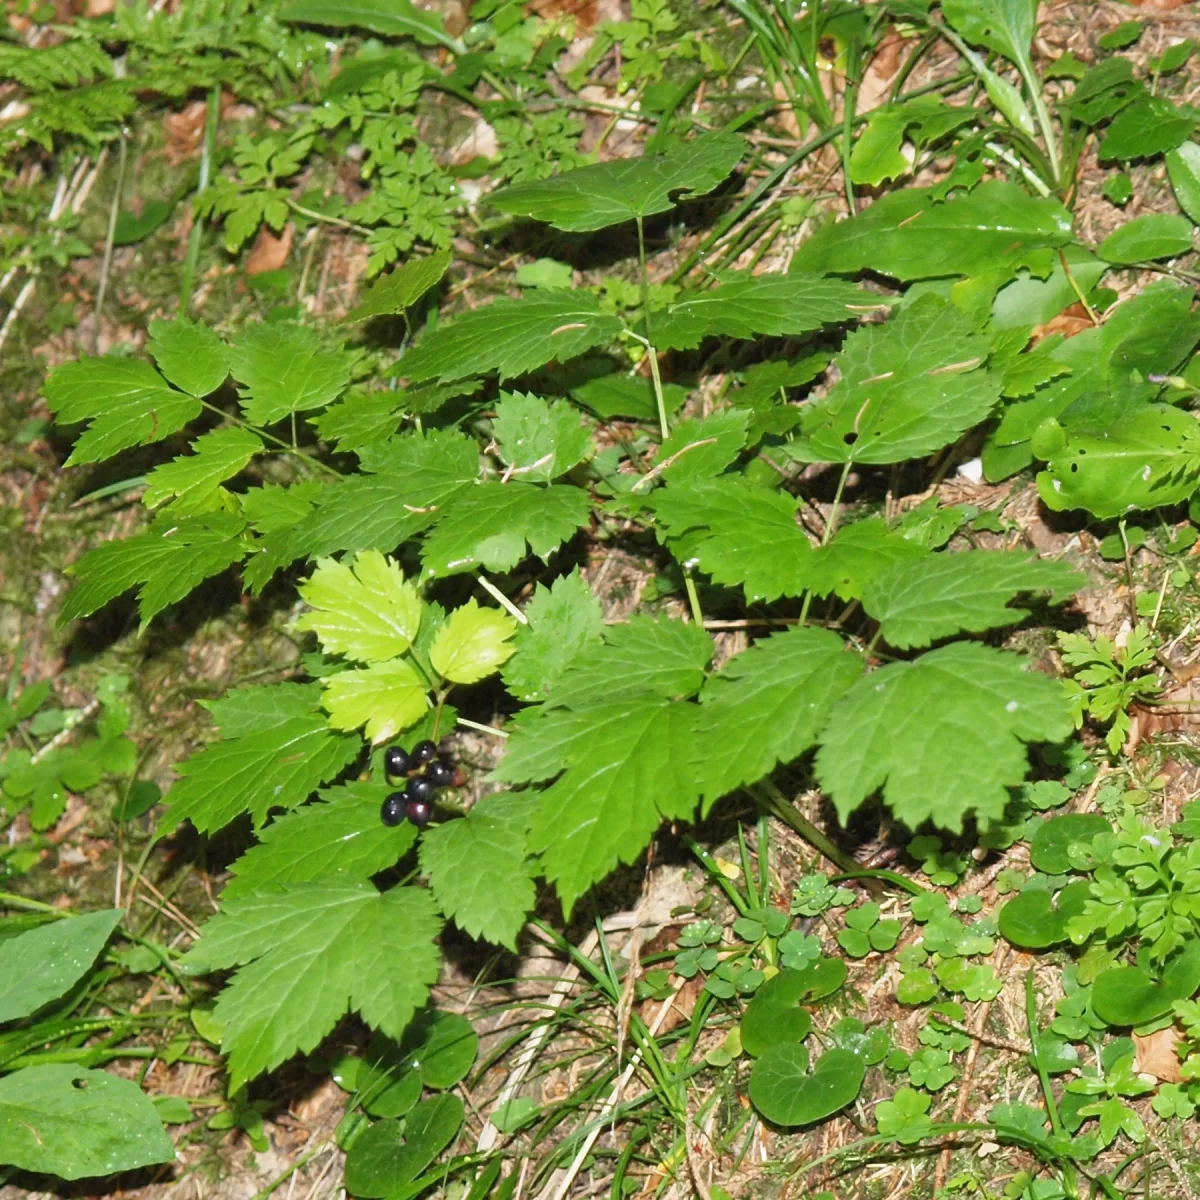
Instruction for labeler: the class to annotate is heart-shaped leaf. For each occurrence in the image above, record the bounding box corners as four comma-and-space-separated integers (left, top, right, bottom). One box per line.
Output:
999, 881, 1091, 949
1029, 814, 1112, 874
749, 1046, 866, 1126
740, 970, 814, 1057
1093, 941, 1200, 1026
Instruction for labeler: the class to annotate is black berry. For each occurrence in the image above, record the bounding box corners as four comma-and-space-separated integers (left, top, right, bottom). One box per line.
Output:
406, 775, 437, 804
405, 797, 434, 826
412, 739, 438, 766
380, 793, 406, 826
383, 745, 411, 778
426, 759, 455, 788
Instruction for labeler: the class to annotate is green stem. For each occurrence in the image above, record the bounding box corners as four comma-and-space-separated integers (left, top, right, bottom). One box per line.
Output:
823, 459, 854, 546
179, 84, 221, 315
754, 780, 864, 879
197, 399, 340, 479
285, 197, 372, 237
683, 569, 704, 626
682, 835, 752, 917
636, 215, 670, 441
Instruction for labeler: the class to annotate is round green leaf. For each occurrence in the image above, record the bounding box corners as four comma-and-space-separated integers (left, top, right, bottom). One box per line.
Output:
406, 1011, 478, 1089
749, 1046, 866, 1126
1093, 941, 1200, 1026
343, 1095, 463, 1199
1029, 814, 1112, 874
999, 881, 1091, 949
740, 970, 814, 1057
789, 955, 849, 1001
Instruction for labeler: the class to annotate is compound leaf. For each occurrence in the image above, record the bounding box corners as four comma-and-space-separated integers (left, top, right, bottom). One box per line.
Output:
651, 410, 749, 483
142, 427, 262, 515
489, 132, 745, 232
863, 550, 1083, 649
419, 792, 537, 949
808, 518, 929, 601
429, 599, 517, 684
492, 391, 593, 482
347, 249, 452, 321
815, 644, 1073, 831
322, 658, 429, 744
184, 882, 442, 1091
231, 324, 353, 424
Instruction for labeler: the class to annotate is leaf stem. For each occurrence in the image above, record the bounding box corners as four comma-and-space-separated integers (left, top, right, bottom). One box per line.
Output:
476, 572, 527, 624
682, 835, 752, 917
197, 399, 341, 480
456, 716, 509, 739
754, 780, 865, 880
683, 568, 704, 625
636, 214, 670, 441
179, 84, 221, 315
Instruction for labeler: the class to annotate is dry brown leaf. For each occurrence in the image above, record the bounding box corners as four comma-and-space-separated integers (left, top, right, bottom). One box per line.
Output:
163, 100, 210, 165
637, 974, 703, 1037
245, 223, 294, 276
1031, 304, 1093, 342
858, 29, 909, 114
1134, 1025, 1183, 1082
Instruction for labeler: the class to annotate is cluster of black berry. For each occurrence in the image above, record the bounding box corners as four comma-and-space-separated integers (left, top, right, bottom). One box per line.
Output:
380, 740, 460, 827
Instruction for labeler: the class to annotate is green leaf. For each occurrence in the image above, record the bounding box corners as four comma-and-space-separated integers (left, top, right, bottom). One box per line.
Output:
278, 0, 454, 49
808, 518, 929, 601
740, 969, 814, 1056
502, 570, 604, 703
497, 698, 700, 915
570, 371, 689, 422
942, 0, 1035, 63
60, 513, 247, 630
346, 249, 452, 322
231, 324, 352, 424
429, 599, 517, 684
815, 644, 1074, 831
1099, 96, 1195, 162
142, 427, 262, 515
998, 881, 1091, 948
492, 391, 593, 482
0, 1065, 174, 1180
652, 479, 814, 603
404, 1011, 478, 1089
650, 274, 872, 350
651, 410, 748, 483
223, 783, 416, 901
420, 482, 590, 579
148, 317, 231, 397
1029, 813, 1111, 873
1167, 142, 1200, 223
791, 182, 1072, 280
749, 1045, 865, 1126
295, 551, 422, 664
850, 96, 973, 186
343, 1095, 463, 1199
992, 244, 1108, 330
1036, 405, 1200, 518
163, 683, 360, 834
322, 658, 429, 744
185, 882, 442, 1090
0, 910, 123, 1022
419, 793, 536, 949
1092, 941, 1200, 1026
489, 133, 745, 232
400, 292, 624, 383
696, 626, 862, 811
45, 357, 202, 467
862, 549, 1083, 649
1098, 213, 1194, 264
795, 294, 999, 464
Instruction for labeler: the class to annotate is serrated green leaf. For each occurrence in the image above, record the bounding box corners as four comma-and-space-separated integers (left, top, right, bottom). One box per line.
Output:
1098, 213, 1194, 264
815, 644, 1073, 831
419, 793, 537, 948
148, 317, 231, 397
1099, 96, 1195, 162
429, 599, 517, 684
807, 518, 929, 601
347, 249, 452, 322
322, 658, 429, 743
231, 324, 353, 424
795, 294, 999, 464
45, 357, 202, 467
791, 181, 1072, 280
278, 0, 454, 49
651, 274, 872, 350
862, 550, 1083, 649
489, 133, 745, 232
0, 1065, 175, 1180
502, 570, 605, 703
849, 96, 971, 186
652, 479, 814, 603
420, 482, 590, 579
497, 698, 699, 915
310, 391, 404, 453
163, 683, 360, 834
60, 513, 247, 630
399, 291, 623, 383
184, 882, 442, 1090
696, 626, 862, 811
224, 782, 416, 901
491, 391, 593, 482
142, 427, 262, 515
650, 410, 748, 483
295, 551, 422, 664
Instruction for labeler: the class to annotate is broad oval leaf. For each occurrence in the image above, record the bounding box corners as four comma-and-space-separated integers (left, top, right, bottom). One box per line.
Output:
998, 881, 1091, 949
749, 1046, 865, 1126
740, 969, 814, 1057
278, 0, 456, 49
1029, 814, 1112, 874
1098, 214, 1194, 264
343, 1094, 464, 1198
1093, 941, 1200, 1026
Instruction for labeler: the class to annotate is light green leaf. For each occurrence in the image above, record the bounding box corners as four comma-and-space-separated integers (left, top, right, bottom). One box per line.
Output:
224, 782, 416, 901
650, 410, 748, 483
942, 0, 1035, 64
652, 479, 814, 603
429, 599, 517, 684
346, 249, 452, 322
492, 391, 593, 482
862, 550, 1084, 649
490, 133, 745, 232
322, 658, 429, 743
795, 294, 999, 464
1098, 213, 1194, 264
148, 317, 231, 397
651, 274, 873, 350
400, 292, 623, 383
295, 551, 422, 664
502, 570, 605, 703
231, 324, 353, 424
162, 683, 360, 834
696, 626, 863, 811
419, 793, 537, 948
815, 644, 1073, 831
420, 482, 590, 579
278, 0, 455, 48
807, 518, 929, 602
142, 427, 262, 515
45, 357, 201, 467
0, 1065, 174, 1180
184, 882, 442, 1090
0, 910, 123, 1022
1167, 141, 1200, 223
